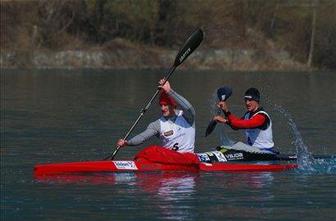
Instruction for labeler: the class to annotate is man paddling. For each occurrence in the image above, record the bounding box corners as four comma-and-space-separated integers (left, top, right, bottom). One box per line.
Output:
116, 79, 198, 164
213, 87, 279, 154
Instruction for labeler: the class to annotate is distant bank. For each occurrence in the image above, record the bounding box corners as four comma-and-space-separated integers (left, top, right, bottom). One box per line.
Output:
1, 49, 308, 71
1, 38, 308, 70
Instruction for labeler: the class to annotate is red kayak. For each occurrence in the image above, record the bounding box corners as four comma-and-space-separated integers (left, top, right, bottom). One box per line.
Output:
34, 160, 298, 177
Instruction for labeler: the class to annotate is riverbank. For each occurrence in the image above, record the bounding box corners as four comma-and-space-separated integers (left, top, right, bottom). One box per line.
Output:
0, 49, 308, 71
3, 1, 335, 70
1, 37, 309, 71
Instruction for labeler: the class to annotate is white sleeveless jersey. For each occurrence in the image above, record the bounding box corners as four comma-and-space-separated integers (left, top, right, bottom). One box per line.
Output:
159, 110, 195, 153
244, 110, 274, 149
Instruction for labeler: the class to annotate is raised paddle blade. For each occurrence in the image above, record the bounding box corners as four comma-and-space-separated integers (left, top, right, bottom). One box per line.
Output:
205, 120, 217, 137
174, 29, 204, 67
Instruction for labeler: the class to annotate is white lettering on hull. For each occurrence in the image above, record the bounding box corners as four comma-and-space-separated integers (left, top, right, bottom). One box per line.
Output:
114, 161, 138, 170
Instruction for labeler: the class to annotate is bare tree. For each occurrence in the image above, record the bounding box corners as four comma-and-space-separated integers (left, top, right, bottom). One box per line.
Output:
307, 0, 318, 67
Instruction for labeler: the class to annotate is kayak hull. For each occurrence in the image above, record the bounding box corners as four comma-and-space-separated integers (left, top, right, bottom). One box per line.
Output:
34, 160, 298, 177
199, 162, 298, 172
34, 160, 198, 176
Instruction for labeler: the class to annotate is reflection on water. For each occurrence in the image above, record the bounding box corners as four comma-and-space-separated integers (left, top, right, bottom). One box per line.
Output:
35, 172, 197, 220
34, 171, 279, 221
142, 173, 196, 220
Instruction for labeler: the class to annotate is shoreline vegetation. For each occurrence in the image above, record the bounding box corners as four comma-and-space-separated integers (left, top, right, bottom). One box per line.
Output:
1, 0, 335, 70
1, 40, 307, 70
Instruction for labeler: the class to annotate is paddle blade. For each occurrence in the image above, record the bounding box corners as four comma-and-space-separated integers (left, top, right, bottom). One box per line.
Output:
174, 29, 204, 67
205, 120, 217, 137
217, 86, 232, 101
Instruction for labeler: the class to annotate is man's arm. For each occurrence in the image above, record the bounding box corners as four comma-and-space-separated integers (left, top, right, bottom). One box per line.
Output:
168, 89, 195, 126
227, 113, 266, 129
127, 120, 160, 146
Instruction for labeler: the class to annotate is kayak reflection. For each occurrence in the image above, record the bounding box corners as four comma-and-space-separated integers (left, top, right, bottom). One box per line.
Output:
34, 171, 197, 188
35, 170, 286, 220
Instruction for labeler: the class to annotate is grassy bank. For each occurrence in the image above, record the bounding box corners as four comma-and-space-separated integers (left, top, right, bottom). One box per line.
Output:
1, 0, 335, 70
1, 37, 307, 70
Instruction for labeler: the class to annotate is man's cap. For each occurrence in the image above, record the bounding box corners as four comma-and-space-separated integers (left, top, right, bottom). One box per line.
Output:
217, 86, 232, 101
159, 91, 177, 107
244, 87, 260, 102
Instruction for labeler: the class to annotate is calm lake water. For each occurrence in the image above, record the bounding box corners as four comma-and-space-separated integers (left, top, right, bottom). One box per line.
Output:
2, 69, 336, 221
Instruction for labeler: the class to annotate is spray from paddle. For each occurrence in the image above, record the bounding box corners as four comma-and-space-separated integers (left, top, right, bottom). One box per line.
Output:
259, 89, 313, 168
273, 104, 314, 167
272, 103, 336, 174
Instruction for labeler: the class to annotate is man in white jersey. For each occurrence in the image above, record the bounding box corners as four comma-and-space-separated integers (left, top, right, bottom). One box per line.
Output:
213, 87, 279, 154
116, 79, 198, 164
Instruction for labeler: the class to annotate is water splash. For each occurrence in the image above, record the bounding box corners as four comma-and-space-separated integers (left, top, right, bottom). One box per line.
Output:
219, 125, 235, 146
273, 104, 335, 174
305, 156, 336, 174
274, 105, 313, 166
208, 89, 219, 116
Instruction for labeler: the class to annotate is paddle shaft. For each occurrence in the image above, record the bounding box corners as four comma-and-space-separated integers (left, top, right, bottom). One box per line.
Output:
107, 66, 176, 160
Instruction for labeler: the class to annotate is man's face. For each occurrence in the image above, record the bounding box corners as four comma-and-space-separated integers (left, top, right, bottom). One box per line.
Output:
161, 104, 175, 117
245, 99, 259, 112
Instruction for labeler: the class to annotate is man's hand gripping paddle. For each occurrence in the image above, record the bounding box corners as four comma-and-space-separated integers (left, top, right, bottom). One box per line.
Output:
105, 29, 204, 160
205, 86, 232, 137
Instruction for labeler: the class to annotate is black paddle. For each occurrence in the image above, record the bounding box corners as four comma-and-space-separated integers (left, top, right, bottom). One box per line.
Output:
105, 29, 204, 160
205, 86, 232, 137
205, 110, 221, 137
